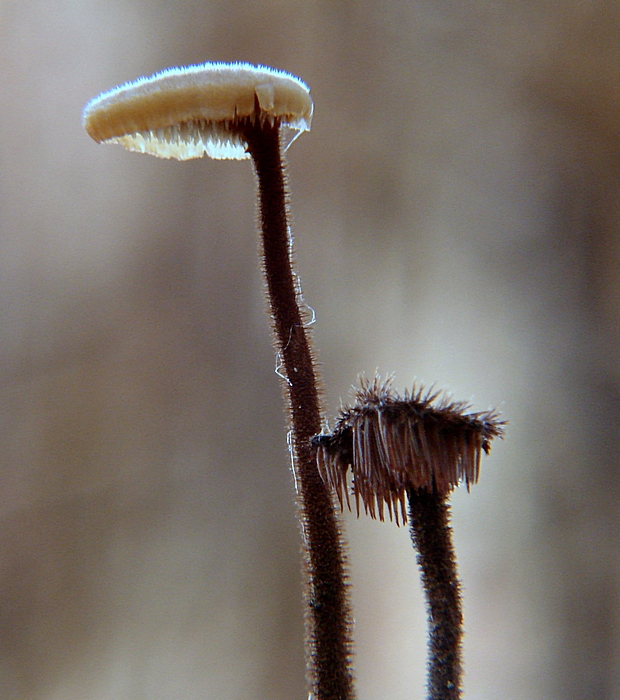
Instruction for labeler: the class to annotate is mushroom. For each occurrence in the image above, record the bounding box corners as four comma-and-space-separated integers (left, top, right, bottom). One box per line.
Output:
313, 375, 504, 700
83, 62, 353, 700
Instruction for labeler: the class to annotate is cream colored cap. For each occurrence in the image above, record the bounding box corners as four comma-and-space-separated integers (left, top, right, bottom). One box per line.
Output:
83, 62, 313, 160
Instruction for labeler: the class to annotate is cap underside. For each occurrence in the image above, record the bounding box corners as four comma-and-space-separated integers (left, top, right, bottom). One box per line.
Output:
104, 119, 305, 161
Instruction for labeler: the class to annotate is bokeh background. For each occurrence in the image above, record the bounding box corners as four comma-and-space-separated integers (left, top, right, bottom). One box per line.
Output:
0, 2, 619, 698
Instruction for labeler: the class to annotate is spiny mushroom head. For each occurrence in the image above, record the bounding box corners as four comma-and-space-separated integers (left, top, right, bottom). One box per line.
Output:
313, 376, 505, 524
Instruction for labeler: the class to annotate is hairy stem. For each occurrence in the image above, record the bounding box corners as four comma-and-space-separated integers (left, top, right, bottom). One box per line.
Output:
407, 487, 463, 700
242, 119, 355, 700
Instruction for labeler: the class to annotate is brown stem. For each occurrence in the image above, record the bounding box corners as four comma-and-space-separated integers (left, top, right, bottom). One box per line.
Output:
407, 487, 463, 700
242, 119, 355, 700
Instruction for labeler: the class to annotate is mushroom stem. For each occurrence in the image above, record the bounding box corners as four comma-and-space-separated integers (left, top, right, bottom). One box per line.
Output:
242, 118, 355, 700
407, 487, 463, 700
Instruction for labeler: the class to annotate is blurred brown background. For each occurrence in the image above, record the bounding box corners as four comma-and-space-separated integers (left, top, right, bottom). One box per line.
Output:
0, 1, 619, 698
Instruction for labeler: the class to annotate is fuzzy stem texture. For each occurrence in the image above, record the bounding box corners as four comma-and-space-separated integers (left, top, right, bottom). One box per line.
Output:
242, 119, 355, 700
407, 487, 463, 700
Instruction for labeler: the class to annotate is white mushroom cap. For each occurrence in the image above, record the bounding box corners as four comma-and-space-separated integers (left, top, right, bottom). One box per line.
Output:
83, 62, 313, 160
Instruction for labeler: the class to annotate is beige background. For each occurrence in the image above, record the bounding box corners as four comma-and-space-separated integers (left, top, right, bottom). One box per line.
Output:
0, 1, 619, 698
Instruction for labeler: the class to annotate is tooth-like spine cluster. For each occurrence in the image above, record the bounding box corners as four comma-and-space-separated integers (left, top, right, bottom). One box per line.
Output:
313, 376, 504, 524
